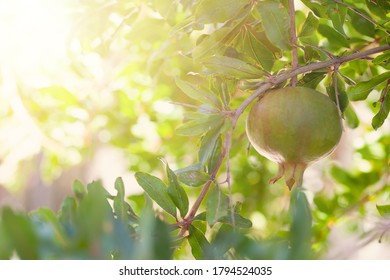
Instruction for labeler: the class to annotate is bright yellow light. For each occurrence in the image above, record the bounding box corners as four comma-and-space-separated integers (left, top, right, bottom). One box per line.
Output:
0, 0, 70, 74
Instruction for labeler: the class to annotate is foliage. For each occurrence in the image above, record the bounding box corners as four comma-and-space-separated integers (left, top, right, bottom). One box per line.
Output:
1, 0, 390, 259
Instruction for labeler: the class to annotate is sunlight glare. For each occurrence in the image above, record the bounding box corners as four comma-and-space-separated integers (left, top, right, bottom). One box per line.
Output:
0, 0, 71, 74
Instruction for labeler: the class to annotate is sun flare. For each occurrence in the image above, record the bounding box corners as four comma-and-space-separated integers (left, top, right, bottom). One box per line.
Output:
0, 0, 71, 73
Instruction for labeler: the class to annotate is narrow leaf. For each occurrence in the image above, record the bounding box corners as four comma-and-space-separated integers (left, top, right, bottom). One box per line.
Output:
72, 179, 86, 200
290, 188, 312, 260
176, 170, 210, 187
317, 24, 349, 49
175, 164, 210, 187
1, 208, 39, 259
298, 12, 319, 37
134, 172, 177, 218
206, 184, 228, 226
198, 126, 221, 168
193, 26, 236, 60
326, 73, 349, 114
373, 52, 390, 70
257, 1, 290, 50
301, 0, 328, 18
217, 213, 253, 228
202, 55, 261, 79
113, 177, 138, 223
207, 136, 223, 174
175, 78, 221, 108
176, 114, 225, 136
246, 30, 275, 71
166, 163, 189, 218
298, 71, 326, 89
194, 211, 252, 228
188, 225, 210, 260
0, 222, 13, 259
349, 72, 390, 101
195, 0, 249, 24
349, 9, 375, 38
328, 3, 348, 38
31, 208, 67, 246
372, 87, 390, 130
344, 104, 360, 129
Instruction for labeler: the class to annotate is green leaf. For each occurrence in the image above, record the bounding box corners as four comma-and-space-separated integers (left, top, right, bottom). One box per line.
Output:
198, 126, 221, 168
1, 208, 39, 259
372, 88, 390, 130
327, 3, 348, 38
134, 172, 177, 218
217, 213, 253, 228
207, 136, 223, 174
302, 46, 321, 62
366, 0, 389, 18
377, 204, 390, 217
175, 78, 221, 108
349, 72, 390, 101
193, 26, 238, 60
202, 55, 261, 79
72, 179, 86, 200
298, 12, 319, 37
298, 71, 326, 89
246, 30, 275, 71
206, 184, 229, 226
326, 73, 349, 114
188, 225, 210, 260
349, 9, 376, 38
165, 163, 189, 218
31, 208, 67, 246
257, 1, 290, 50
113, 177, 127, 222
176, 172, 210, 187
373, 52, 390, 70
317, 24, 349, 49
113, 177, 138, 223
344, 104, 360, 128
176, 114, 225, 136
289, 188, 312, 260
175, 164, 211, 187
194, 211, 252, 228
0, 221, 13, 259
58, 196, 77, 226
301, 0, 328, 18
135, 208, 172, 260
78, 182, 114, 242
195, 0, 249, 24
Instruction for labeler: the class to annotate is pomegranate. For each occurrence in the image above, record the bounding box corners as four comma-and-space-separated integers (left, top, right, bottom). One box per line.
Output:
246, 87, 342, 190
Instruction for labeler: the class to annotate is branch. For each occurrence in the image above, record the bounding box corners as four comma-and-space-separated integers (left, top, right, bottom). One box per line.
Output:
178, 44, 390, 236
288, 0, 298, 86
234, 44, 390, 120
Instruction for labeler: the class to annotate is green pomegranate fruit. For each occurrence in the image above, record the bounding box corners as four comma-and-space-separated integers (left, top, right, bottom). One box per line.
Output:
246, 87, 342, 190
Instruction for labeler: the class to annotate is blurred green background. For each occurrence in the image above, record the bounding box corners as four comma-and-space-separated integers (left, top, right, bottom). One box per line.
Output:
0, 0, 389, 259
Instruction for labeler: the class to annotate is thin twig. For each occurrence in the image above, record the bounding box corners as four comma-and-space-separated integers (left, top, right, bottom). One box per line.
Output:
178, 133, 229, 236
378, 80, 390, 111
288, 0, 298, 86
224, 130, 235, 227
332, 64, 345, 130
